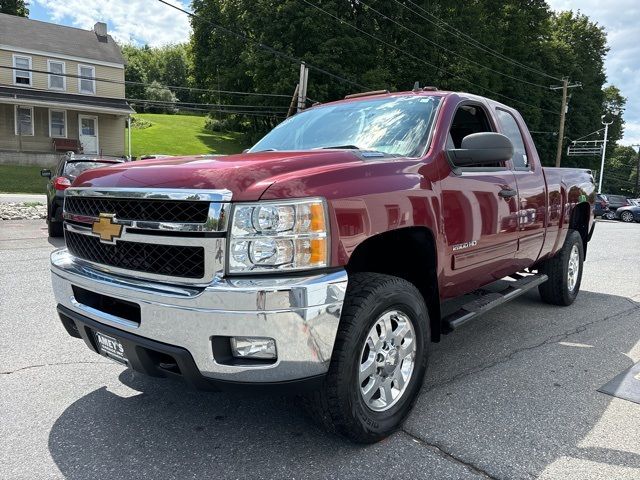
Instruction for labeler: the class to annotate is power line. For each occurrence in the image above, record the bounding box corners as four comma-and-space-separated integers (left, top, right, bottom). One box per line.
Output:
358, 0, 550, 90
301, 0, 559, 115
0, 64, 292, 99
126, 97, 289, 110
156, 0, 371, 91
1, 87, 287, 116
129, 102, 285, 118
397, 0, 564, 83
571, 128, 605, 142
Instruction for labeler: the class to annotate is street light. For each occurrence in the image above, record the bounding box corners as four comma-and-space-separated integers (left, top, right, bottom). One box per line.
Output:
597, 109, 620, 193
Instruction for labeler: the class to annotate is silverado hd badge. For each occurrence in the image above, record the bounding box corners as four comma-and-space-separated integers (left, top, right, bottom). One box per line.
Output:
452, 240, 478, 251
92, 213, 122, 243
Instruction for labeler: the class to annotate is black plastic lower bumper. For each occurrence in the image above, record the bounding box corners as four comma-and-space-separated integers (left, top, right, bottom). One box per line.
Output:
57, 305, 324, 393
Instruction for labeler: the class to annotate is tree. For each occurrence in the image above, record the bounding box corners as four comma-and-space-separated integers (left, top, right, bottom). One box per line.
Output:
189, 1, 613, 145
0, 0, 28, 16
602, 145, 638, 196
144, 80, 178, 113
121, 43, 195, 105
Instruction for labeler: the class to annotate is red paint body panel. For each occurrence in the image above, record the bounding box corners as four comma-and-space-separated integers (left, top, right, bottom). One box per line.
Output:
72, 90, 595, 301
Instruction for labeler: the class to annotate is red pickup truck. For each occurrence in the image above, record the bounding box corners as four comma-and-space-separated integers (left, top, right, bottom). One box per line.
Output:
50, 89, 595, 443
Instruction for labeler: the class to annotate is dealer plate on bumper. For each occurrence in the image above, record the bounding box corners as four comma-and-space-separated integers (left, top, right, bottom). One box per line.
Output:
95, 331, 128, 365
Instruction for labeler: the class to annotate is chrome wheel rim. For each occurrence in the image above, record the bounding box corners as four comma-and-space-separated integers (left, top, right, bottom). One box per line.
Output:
622, 211, 633, 222
567, 244, 580, 292
358, 310, 417, 412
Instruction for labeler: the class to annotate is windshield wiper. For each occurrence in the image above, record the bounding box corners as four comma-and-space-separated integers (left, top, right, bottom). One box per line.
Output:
320, 145, 360, 150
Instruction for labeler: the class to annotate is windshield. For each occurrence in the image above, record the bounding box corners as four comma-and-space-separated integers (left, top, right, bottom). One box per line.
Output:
250, 96, 441, 157
63, 161, 120, 178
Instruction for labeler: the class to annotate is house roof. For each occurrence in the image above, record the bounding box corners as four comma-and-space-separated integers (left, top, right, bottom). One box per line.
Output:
0, 13, 125, 65
0, 86, 134, 115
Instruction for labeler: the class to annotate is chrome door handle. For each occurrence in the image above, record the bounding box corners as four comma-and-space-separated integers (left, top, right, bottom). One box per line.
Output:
498, 188, 517, 199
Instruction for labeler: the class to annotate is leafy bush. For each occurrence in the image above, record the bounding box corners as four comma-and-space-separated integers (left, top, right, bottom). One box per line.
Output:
130, 116, 153, 130
204, 114, 244, 132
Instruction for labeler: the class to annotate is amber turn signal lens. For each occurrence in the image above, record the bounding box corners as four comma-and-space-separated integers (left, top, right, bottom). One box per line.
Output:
309, 238, 327, 265
310, 203, 326, 232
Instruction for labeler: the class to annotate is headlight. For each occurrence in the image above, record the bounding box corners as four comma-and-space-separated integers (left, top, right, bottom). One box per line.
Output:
228, 198, 329, 274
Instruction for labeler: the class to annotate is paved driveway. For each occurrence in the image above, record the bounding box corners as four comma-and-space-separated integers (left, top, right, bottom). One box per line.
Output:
1, 220, 639, 479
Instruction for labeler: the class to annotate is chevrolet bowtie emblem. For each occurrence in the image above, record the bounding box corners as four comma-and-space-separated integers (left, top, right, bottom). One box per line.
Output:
92, 213, 123, 243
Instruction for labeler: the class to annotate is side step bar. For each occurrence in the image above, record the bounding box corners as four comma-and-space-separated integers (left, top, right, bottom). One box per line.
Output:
442, 273, 548, 331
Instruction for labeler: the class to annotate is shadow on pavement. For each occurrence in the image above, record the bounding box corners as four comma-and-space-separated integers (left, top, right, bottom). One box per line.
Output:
47, 236, 65, 249
47, 290, 640, 479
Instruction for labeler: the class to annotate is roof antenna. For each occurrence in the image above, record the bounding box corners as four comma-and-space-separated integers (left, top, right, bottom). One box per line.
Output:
412, 81, 420, 91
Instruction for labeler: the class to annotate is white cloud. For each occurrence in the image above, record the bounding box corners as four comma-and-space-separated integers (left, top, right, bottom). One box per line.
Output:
546, 0, 640, 146
619, 122, 640, 147
33, 0, 191, 47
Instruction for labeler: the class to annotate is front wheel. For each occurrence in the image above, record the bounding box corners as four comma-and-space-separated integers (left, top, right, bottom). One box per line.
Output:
538, 230, 584, 306
305, 272, 430, 443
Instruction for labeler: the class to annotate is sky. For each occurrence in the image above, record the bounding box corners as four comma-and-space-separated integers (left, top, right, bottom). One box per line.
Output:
28, 0, 638, 146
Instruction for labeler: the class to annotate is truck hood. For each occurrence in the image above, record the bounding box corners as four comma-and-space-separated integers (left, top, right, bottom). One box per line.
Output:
72, 150, 366, 201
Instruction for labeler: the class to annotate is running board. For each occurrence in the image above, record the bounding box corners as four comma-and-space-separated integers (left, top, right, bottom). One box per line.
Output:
443, 273, 548, 331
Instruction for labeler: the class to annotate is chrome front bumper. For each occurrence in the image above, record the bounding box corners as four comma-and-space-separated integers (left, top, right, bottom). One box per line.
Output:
51, 249, 348, 383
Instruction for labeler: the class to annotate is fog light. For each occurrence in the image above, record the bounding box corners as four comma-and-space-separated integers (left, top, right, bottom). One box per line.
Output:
230, 337, 277, 359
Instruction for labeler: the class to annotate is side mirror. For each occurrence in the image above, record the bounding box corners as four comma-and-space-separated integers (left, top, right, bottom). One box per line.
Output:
40, 169, 52, 179
447, 132, 513, 167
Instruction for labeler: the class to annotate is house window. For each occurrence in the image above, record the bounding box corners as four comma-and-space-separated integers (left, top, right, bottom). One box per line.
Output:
13, 55, 32, 86
49, 110, 67, 138
78, 64, 96, 94
15, 106, 34, 136
48, 60, 66, 90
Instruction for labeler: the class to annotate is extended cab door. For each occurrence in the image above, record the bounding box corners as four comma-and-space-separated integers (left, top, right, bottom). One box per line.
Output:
439, 102, 520, 298
493, 107, 547, 269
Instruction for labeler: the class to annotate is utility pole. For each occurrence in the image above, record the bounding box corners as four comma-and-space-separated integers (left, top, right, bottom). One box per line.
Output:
550, 78, 581, 167
297, 62, 309, 113
287, 84, 299, 118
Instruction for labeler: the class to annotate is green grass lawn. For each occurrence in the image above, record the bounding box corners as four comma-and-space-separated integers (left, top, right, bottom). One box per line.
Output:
0, 114, 248, 194
126, 113, 248, 157
0, 165, 48, 194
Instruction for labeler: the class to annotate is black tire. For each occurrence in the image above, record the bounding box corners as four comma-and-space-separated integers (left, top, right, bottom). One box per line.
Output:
538, 230, 583, 306
304, 272, 430, 443
620, 211, 634, 223
47, 203, 63, 237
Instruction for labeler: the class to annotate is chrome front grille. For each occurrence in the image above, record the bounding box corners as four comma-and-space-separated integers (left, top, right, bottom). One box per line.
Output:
62, 188, 231, 285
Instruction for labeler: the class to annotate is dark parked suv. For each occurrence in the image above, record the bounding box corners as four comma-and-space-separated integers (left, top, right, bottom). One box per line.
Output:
594, 194, 610, 217
605, 194, 631, 211
40, 153, 127, 237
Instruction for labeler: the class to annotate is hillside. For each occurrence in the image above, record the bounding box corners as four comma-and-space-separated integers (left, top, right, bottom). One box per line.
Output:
126, 114, 248, 158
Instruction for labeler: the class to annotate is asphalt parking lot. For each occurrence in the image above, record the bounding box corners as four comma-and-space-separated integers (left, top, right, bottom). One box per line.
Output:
1, 219, 639, 479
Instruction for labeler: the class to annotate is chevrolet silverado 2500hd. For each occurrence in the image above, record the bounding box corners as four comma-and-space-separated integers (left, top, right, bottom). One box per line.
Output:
50, 89, 595, 443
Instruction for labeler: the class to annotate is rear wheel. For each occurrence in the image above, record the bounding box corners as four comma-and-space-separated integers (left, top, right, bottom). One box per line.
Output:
538, 230, 583, 306
305, 272, 429, 443
620, 211, 634, 223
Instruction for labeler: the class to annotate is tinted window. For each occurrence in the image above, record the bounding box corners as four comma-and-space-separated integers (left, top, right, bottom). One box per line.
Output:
449, 104, 505, 169
496, 109, 528, 169
449, 105, 493, 148
62, 161, 120, 179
